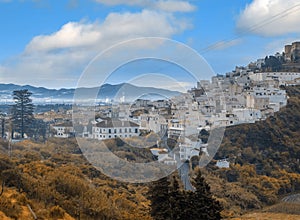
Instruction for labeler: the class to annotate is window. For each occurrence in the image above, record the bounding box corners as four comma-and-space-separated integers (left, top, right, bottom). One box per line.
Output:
109, 129, 111, 133
135, 128, 138, 133
119, 129, 122, 133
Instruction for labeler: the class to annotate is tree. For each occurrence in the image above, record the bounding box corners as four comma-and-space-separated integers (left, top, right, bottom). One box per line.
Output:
11, 89, 34, 138
148, 176, 172, 220
169, 175, 186, 220
0, 112, 5, 138
188, 169, 223, 220
149, 171, 223, 220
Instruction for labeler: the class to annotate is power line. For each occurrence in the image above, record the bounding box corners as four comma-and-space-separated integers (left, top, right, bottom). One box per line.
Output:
201, 1, 300, 53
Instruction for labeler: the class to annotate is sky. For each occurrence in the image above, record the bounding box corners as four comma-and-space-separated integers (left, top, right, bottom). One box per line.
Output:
1, 0, 300, 90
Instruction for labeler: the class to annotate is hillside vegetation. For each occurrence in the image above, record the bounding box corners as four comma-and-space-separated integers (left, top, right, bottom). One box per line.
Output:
0, 139, 151, 219
0, 86, 299, 219
202, 85, 300, 217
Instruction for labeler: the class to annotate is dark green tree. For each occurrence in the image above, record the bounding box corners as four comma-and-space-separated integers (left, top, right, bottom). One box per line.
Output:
188, 169, 223, 220
148, 176, 172, 220
0, 112, 5, 138
169, 175, 186, 220
149, 171, 223, 220
11, 89, 34, 138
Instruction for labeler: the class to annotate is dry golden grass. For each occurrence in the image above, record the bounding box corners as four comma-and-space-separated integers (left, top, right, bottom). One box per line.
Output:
231, 212, 300, 220
0, 211, 11, 220
264, 202, 300, 215
0, 188, 75, 220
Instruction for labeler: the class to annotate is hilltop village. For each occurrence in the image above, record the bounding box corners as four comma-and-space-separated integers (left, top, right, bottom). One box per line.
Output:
2, 42, 300, 166
46, 42, 300, 166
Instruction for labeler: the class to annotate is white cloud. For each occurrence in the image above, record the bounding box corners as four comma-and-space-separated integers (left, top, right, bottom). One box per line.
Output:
1, 10, 191, 88
237, 0, 300, 36
155, 0, 195, 12
25, 21, 102, 53
26, 10, 188, 54
94, 0, 196, 12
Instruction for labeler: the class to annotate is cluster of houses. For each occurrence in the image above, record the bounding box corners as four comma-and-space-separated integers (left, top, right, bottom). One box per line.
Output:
42, 43, 300, 166
47, 65, 300, 166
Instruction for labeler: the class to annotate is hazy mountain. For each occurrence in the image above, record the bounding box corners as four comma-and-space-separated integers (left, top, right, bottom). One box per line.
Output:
0, 83, 181, 104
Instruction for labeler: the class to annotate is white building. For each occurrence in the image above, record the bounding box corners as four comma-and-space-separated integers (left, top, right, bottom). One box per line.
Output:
93, 118, 140, 140
216, 159, 230, 168
157, 153, 177, 165
250, 86, 287, 108
52, 122, 74, 138
232, 108, 262, 124
167, 119, 184, 139
249, 72, 300, 85
179, 142, 201, 161
139, 114, 168, 134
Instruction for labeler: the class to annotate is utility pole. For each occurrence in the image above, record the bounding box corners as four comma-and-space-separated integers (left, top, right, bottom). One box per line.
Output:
8, 138, 12, 158
1, 117, 4, 138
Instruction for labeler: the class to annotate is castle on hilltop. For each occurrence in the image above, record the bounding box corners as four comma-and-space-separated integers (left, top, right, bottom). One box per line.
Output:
284, 42, 300, 62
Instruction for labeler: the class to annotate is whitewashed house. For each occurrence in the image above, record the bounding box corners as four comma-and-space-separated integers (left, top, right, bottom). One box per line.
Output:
216, 159, 230, 168
92, 118, 140, 140
158, 153, 177, 165
232, 108, 262, 124
249, 72, 300, 85
251, 86, 287, 109
51, 121, 74, 138
179, 142, 201, 161
139, 114, 168, 134
167, 119, 184, 139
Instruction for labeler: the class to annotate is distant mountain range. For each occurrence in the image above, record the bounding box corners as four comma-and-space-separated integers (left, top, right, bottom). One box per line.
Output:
0, 83, 181, 104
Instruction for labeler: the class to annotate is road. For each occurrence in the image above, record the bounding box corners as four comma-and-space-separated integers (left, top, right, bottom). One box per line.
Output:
178, 162, 195, 191
160, 133, 195, 191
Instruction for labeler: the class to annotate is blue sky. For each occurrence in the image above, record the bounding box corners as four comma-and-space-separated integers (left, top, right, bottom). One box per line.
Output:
1, 0, 300, 89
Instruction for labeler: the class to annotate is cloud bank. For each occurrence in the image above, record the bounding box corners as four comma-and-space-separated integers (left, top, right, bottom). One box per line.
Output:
237, 0, 300, 36
94, 0, 196, 12
0, 10, 191, 88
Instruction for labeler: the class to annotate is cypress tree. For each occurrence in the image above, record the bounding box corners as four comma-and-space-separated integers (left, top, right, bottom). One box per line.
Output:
169, 175, 186, 220
11, 89, 34, 138
148, 176, 172, 220
188, 169, 223, 220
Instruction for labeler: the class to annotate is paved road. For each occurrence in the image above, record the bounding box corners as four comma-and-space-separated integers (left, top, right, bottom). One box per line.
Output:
178, 162, 195, 191
160, 134, 195, 191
